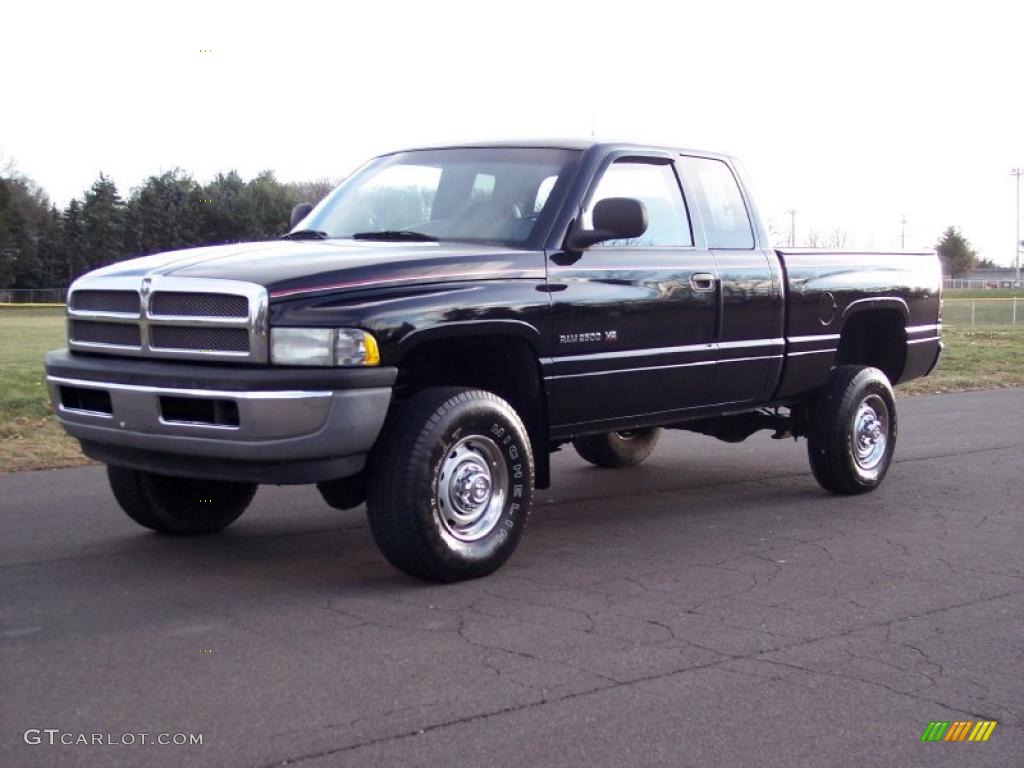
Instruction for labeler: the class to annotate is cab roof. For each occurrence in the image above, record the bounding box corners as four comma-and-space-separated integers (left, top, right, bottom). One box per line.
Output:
386, 139, 734, 162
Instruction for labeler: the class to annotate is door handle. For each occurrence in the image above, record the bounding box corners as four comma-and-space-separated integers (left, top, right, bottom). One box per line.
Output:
690, 273, 716, 292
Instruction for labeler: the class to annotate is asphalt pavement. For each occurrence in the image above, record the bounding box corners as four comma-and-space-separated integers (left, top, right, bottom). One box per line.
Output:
2, 387, 1022, 767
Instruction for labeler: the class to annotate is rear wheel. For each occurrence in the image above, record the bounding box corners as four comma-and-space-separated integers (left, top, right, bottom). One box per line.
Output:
107, 466, 256, 534
572, 428, 661, 468
366, 387, 533, 582
807, 365, 897, 494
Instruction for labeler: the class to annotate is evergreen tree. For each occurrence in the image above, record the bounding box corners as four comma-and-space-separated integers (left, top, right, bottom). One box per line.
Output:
243, 170, 301, 240
126, 169, 202, 256
935, 226, 976, 277
81, 174, 128, 272
36, 206, 68, 288
198, 171, 254, 244
0, 170, 53, 289
62, 199, 86, 286
0, 178, 24, 288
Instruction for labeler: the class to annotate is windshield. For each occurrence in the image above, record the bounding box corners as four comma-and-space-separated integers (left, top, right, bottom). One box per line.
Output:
298, 147, 580, 246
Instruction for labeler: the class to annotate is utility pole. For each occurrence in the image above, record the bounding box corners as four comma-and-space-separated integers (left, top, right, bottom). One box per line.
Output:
785, 208, 796, 247
1013, 169, 1022, 288
899, 214, 908, 250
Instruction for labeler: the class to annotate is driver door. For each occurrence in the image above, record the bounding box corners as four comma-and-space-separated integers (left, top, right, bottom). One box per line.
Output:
545, 156, 720, 431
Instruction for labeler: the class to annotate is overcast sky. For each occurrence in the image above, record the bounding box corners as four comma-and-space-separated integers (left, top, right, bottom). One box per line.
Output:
3, 0, 1022, 264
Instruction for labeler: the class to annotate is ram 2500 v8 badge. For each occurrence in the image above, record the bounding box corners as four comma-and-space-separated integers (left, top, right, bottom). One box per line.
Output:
44, 140, 942, 582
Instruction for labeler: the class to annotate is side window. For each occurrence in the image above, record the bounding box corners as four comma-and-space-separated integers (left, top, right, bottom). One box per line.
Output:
583, 160, 692, 247
680, 157, 754, 249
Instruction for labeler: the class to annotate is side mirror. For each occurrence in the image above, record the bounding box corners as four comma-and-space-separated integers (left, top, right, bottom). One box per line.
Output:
290, 202, 313, 229
566, 197, 648, 250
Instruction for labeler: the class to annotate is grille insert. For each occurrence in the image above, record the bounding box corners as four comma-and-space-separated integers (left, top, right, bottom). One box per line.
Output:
150, 292, 248, 318
70, 290, 139, 314
66, 278, 266, 361
69, 320, 142, 347
150, 325, 249, 353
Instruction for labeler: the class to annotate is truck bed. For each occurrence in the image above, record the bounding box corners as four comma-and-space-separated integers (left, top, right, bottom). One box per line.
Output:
774, 248, 942, 400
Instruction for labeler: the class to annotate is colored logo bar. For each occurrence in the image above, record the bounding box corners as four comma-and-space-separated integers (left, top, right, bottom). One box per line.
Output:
921, 721, 997, 742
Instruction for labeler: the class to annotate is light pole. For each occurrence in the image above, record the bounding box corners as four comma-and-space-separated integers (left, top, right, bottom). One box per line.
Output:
1013, 169, 1022, 288
785, 208, 796, 247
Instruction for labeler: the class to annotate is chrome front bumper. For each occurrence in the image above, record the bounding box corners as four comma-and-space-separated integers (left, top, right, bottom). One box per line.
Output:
44, 350, 395, 484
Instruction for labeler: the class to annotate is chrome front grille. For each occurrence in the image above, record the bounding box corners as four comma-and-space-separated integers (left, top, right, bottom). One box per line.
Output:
69, 320, 142, 347
150, 292, 248, 318
70, 290, 140, 314
150, 325, 250, 353
66, 276, 268, 363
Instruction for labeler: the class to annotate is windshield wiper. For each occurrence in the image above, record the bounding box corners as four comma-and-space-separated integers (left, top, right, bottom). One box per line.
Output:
350, 230, 439, 242
281, 229, 329, 240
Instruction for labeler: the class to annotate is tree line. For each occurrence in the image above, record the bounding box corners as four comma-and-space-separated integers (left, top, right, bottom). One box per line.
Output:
0, 162, 336, 290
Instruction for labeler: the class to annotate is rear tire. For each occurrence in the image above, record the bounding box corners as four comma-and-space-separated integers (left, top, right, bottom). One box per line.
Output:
107, 466, 256, 534
366, 387, 534, 582
807, 366, 897, 495
572, 428, 661, 468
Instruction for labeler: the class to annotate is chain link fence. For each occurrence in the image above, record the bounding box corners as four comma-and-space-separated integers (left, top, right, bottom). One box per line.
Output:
942, 298, 1020, 327
943, 277, 1021, 290
0, 289, 65, 304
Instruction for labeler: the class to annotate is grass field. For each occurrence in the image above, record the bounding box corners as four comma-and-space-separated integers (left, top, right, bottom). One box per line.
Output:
2, 307, 1023, 473
943, 288, 1024, 299
895, 325, 1024, 395
0, 307, 84, 472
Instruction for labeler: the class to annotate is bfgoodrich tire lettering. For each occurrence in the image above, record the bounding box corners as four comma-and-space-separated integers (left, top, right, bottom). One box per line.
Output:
107, 466, 256, 534
366, 387, 534, 582
807, 365, 897, 495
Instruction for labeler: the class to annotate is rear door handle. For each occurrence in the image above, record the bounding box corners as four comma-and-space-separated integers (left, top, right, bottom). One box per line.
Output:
690, 272, 716, 292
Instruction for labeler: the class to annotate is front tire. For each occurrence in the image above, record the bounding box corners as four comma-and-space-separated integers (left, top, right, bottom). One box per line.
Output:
807, 366, 897, 495
573, 428, 661, 468
107, 466, 256, 534
366, 387, 534, 582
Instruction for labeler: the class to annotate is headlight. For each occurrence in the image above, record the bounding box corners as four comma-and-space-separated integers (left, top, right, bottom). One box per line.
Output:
270, 328, 380, 366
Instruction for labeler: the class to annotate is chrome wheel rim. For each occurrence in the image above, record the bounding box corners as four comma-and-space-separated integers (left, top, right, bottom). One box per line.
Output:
436, 435, 508, 542
851, 394, 888, 472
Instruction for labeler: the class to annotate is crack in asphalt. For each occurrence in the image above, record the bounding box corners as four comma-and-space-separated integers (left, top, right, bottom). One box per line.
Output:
5, 394, 1022, 767
254, 587, 1024, 767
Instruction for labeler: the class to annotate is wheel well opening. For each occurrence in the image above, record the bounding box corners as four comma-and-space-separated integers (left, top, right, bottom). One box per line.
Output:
395, 335, 550, 487
836, 310, 906, 382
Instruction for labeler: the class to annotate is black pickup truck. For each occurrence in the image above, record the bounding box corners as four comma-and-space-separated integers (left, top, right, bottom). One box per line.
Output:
45, 140, 942, 581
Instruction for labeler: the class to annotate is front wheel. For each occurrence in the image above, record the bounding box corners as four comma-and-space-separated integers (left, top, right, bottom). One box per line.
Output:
366, 387, 534, 582
107, 466, 257, 534
807, 365, 897, 495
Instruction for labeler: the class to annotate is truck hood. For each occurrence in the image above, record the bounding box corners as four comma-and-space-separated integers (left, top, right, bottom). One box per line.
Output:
82, 239, 544, 300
